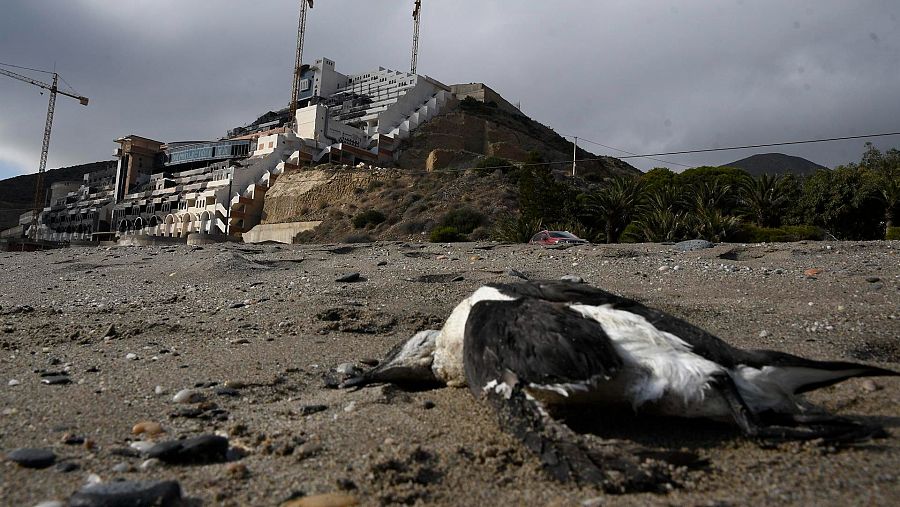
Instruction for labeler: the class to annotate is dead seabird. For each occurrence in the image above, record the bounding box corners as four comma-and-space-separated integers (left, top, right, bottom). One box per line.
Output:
343, 280, 898, 491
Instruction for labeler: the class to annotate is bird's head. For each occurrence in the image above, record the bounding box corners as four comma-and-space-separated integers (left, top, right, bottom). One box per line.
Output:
341, 330, 442, 388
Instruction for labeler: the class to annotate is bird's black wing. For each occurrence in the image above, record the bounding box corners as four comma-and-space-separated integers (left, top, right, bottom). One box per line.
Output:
487, 280, 752, 368
462, 296, 690, 491
463, 297, 623, 391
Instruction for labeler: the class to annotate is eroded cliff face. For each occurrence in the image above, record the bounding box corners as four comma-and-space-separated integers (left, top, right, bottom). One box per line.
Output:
397, 104, 638, 179
262, 169, 377, 225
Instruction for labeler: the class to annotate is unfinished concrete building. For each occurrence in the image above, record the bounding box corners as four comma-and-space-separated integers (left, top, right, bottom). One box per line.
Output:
30, 58, 461, 242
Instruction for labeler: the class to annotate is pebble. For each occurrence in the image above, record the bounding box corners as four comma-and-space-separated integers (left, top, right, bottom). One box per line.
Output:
343, 402, 357, 413
376, 260, 388, 266
112, 462, 133, 473
224, 380, 247, 389
335, 272, 361, 283
125, 353, 138, 361
68, 480, 182, 507
6, 448, 56, 469
139, 458, 161, 471
56, 462, 79, 473
299, 405, 328, 416
41, 375, 71, 385
132, 421, 164, 437
335, 363, 359, 376
866, 276, 881, 283
560, 275, 584, 283
172, 389, 205, 404
154, 385, 166, 395
130, 441, 156, 453
215, 387, 240, 397
804, 268, 823, 277
282, 493, 359, 507
861, 379, 880, 393
145, 434, 229, 465
8, 379, 20, 386
758, 330, 769, 338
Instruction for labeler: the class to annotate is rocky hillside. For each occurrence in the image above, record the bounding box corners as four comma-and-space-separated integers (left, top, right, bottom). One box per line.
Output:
0, 161, 115, 231
262, 165, 519, 243
399, 98, 638, 180
721, 153, 827, 176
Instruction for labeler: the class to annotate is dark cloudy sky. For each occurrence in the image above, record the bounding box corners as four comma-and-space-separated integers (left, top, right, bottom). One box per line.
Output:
1, 0, 898, 179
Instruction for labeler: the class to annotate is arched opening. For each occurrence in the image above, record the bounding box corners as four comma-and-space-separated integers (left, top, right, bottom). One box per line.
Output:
199, 210, 213, 235
164, 214, 176, 237
134, 217, 145, 235
180, 214, 193, 237
118, 219, 130, 234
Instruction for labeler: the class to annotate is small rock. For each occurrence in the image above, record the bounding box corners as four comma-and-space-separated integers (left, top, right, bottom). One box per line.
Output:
139, 458, 161, 471
866, 276, 881, 283
172, 389, 205, 404
758, 330, 769, 338
6, 448, 56, 469
68, 480, 182, 507
423, 400, 436, 410
154, 385, 166, 396
376, 260, 388, 266
125, 353, 138, 361
335, 363, 359, 376
56, 462, 79, 473
343, 402, 357, 413
299, 405, 328, 416
112, 462, 133, 473
674, 239, 714, 252
132, 421, 164, 437
223, 380, 247, 389
861, 379, 880, 393
335, 272, 361, 283
102, 324, 118, 338
145, 434, 229, 465
62, 433, 85, 445
41, 375, 71, 386
658, 266, 670, 272
804, 268, 823, 277
8, 379, 20, 386
130, 441, 156, 453
560, 274, 584, 283
295, 442, 323, 460
358, 358, 379, 367
215, 387, 240, 397
282, 493, 359, 507
336, 478, 357, 491
230, 338, 250, 345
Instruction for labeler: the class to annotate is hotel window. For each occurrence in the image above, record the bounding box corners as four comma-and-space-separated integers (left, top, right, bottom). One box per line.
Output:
268, 142, 274, 149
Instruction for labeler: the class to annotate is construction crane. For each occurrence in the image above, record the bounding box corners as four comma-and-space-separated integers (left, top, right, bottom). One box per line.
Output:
410, 0, 422, 74
290, 0, 315, 126
0, 64, 89, 239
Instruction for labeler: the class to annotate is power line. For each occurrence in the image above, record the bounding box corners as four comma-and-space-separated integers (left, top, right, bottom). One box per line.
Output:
0, 61, 54, 75
561, 134, 692, 168
615, 131, 900, 160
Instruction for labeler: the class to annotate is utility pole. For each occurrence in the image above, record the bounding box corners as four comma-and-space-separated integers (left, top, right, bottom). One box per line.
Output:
411, 0, 422, 74
290, 0, 314, 128
572, 137, 578, 177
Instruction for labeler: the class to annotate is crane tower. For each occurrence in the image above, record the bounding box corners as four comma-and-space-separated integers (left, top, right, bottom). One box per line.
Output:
290, 0, 315, 126
0, 64, 89, 239
411, 0, 422, 74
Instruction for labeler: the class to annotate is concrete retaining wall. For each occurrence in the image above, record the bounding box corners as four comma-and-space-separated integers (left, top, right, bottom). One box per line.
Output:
242, 222, 322, 244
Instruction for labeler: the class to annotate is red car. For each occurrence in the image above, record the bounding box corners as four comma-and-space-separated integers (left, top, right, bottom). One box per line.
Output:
529, 230, 589, 246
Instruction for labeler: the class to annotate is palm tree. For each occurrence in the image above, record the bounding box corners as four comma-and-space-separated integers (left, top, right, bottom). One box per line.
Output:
587, 177, 645, 243
685, 179, 739, 241
739, 173, 789, 227
636, 185, 685, 242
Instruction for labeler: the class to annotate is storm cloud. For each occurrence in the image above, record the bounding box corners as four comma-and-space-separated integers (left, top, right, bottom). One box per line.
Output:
1, 0, 898, 179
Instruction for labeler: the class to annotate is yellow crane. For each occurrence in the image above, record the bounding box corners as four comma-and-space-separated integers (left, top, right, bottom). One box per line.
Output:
290, 0, 315, 125
0, 64, 89, 238
411, 0, 422, 74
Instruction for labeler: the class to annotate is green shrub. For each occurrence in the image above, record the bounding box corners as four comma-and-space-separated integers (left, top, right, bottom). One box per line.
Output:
429, 226, 466, 243
352, 210, 386, 229
491, 213, 542, 243
886, 227, 900, 240
440, 207, 486, 234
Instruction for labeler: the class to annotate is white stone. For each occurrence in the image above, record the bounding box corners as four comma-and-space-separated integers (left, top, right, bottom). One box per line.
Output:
125, 353, 138, 360
172, 389, 205, 404
130, 441, 155, 453
8, 379, 20, 386
154, 385, 166, 395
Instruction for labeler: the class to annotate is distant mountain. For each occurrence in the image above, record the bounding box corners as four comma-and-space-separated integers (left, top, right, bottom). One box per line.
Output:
721, 153, 827, 177
0, 161, 115, 231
